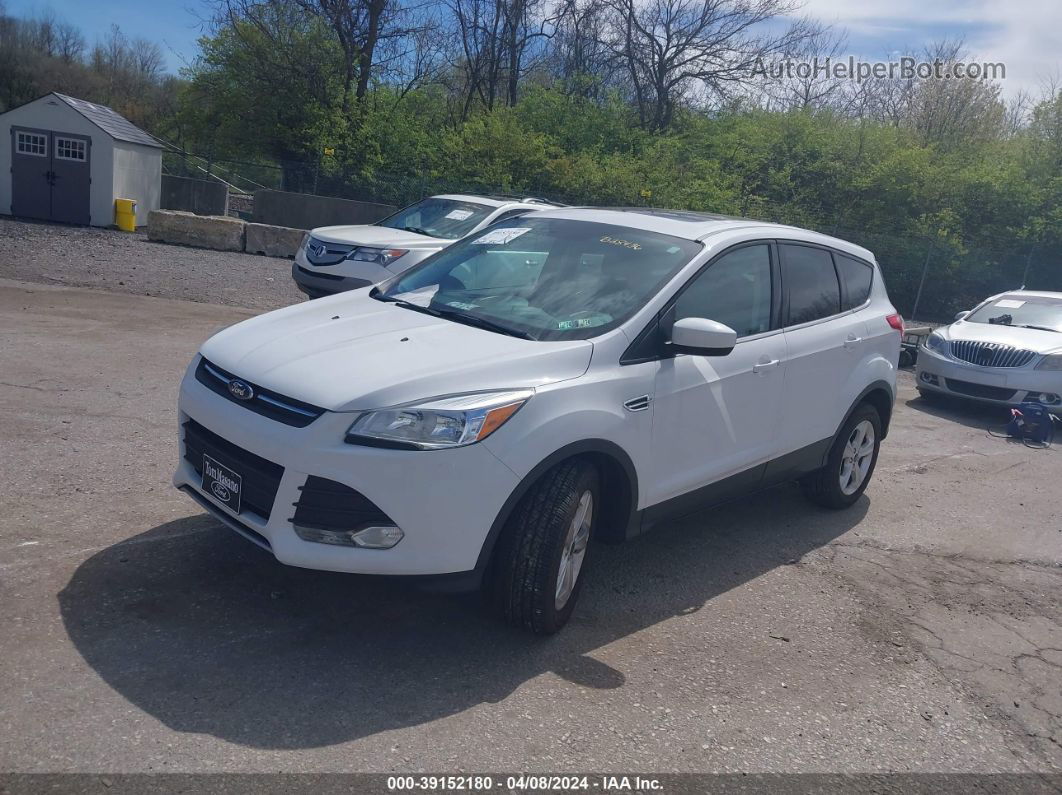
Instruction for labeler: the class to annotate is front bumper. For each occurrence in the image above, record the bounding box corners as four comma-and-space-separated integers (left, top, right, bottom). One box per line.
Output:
291, 263, 371, 299
173, 361, 521, 577
915, 347, 1062, 410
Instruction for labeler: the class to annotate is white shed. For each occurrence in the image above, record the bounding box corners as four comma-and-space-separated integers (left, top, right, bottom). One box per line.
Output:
0, 92, 163, 227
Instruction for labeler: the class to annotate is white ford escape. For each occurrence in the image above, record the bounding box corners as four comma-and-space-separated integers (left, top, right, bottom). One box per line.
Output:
175, 208, 901, 634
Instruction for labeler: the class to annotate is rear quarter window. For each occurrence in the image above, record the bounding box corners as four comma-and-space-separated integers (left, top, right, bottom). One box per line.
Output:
834, 253, 874, 310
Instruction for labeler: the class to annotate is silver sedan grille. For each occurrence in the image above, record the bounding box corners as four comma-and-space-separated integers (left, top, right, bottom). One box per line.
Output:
949, 339, 1036, 368
306, 237, 355, 266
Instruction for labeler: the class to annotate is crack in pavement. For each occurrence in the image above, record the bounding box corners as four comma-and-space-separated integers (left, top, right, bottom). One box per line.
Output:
810, 541, 1062, 769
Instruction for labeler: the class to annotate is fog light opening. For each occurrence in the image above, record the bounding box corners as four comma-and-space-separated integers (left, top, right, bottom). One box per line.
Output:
1033, 392, 1060, 405
920, 372, 939, 386
293, 523, 404, 549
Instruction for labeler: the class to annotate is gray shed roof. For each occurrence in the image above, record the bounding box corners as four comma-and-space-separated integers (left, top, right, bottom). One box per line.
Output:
53, 93, 163, 149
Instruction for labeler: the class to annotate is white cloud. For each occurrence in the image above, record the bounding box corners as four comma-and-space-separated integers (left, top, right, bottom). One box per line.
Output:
797, 0, 1062, 97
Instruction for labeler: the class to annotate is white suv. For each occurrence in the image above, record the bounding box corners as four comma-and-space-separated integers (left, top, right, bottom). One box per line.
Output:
292, 194, 559, 298
176, 208, 901, 633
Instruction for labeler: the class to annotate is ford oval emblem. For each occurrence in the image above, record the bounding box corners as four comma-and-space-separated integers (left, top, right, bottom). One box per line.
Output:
228, 379, 254, 401
210, 481, 232, 501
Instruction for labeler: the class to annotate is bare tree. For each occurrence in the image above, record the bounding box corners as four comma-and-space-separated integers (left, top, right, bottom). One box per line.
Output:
547, 0, 616, 96
758, 25, 859, 113
444, 0, 549, 117
55, 19, 85, 63
600, 0, 814, 130
906, 40, 1005, 147
289, 0, 423, 112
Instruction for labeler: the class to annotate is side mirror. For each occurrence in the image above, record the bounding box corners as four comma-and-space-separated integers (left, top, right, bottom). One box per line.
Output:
954, 310, 970, 322
669, 317, 737, 356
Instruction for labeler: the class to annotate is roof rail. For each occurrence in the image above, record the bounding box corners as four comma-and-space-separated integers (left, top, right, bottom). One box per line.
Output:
482, 193, 565, 206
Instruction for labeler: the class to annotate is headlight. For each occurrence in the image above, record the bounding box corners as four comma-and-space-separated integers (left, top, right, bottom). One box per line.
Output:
1036, 354, 1062, 371
345, 390, 533, 449
924, 332, 948, 353
346, 246, 408, 266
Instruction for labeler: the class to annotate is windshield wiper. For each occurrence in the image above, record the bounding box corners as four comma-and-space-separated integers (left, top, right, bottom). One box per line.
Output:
373, 291, 534, 339
434, 308, 536, 340
1015, 324, 1060, 333
372, 292, 443, 317
402, 225, 434, 237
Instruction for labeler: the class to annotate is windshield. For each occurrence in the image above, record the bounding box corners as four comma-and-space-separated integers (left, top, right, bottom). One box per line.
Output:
375, 198, 494, 240
375, 218, 702, 341
965, 295, 1062, 333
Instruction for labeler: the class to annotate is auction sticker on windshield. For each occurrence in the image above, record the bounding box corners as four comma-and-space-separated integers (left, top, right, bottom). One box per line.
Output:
471, 227, 531, 245
445, 209, 474, 220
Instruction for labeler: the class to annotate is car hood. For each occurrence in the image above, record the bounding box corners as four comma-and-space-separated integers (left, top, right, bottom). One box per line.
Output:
199, 291, 593, 411
311, 224, 446, 249
945, 322, 1062, 355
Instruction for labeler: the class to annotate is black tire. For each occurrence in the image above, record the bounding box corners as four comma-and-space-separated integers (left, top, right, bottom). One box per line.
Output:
489, 460, 600, 635
801, 403, 882, 509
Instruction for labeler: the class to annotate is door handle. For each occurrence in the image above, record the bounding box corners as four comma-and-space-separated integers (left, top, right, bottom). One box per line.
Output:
752, 358, 779, 374
843, 335, 863, 349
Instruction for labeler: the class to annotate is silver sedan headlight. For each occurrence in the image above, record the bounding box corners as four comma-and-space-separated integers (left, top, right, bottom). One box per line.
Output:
1035, 354, 1062, 371
346, 246, 408, 266
924, 331, 948, 354
345, 390, 533, 450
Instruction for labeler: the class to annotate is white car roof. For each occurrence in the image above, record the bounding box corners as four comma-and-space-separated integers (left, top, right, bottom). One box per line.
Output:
432, 194, 558, 209
992, 290, 1062, 301
526, 207, 877, 261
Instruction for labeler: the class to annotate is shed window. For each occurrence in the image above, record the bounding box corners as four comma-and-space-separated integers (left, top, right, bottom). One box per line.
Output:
55, 137, 86, 161
16, 132, 47, 156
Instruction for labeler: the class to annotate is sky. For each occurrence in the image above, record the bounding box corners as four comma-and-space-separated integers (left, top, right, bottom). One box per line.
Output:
8, 0, 1062, 98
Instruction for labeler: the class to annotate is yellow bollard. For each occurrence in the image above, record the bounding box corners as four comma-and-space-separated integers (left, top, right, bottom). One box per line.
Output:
115, 198, 137, 232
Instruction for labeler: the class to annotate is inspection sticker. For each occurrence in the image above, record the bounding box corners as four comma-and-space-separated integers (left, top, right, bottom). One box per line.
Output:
471, 227, 530, 245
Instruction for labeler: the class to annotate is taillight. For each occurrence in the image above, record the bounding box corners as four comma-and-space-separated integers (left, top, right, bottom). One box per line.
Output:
886, 314, 905, 333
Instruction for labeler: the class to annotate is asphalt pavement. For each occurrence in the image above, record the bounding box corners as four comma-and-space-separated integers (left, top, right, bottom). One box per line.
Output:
0, 264, 1058, 774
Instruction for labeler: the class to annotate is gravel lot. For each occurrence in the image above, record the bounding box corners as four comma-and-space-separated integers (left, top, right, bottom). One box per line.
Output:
0, 216, 303, 311
0, 222, 1059, 779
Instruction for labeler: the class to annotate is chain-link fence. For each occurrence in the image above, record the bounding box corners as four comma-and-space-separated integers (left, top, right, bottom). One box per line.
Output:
163, 150, 1058, 323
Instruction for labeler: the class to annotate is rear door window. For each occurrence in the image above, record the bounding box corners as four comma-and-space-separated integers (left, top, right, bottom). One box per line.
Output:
782, 244, 841, 326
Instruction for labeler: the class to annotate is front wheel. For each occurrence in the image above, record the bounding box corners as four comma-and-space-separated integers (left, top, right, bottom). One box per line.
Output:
801, 404, 882, 509
489, 460, 600, 634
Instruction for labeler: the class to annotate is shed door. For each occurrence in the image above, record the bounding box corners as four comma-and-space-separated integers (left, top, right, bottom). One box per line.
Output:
11, 128, 52, 221
10, 127, 91, 225
50, 133, 91, 225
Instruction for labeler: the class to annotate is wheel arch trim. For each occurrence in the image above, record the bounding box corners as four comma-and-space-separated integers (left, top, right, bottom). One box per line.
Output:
473, 439, 640, 582
831, 380, 895, 459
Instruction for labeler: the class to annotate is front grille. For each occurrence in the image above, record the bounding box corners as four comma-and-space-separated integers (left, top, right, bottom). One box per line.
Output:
290, 476, 394, 532
945, 379, 1017, 401
306, 237, 355, 265
950, 339, 1035, 368
196, 358, 325, 428
183, 419, 284, 520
